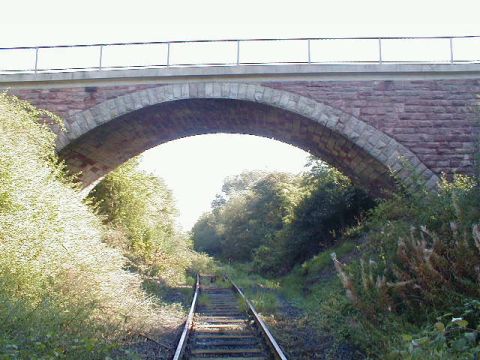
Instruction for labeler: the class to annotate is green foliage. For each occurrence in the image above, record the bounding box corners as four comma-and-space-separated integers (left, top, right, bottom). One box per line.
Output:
277, 240, 417, 359
191, 212, 223, 256
278, 160, 374, 270
89, 159, 199, 284
192, 158, 374, 276
0, 94, 181, 358
351, 174, 480, 317
330, 172, 480, 357
222, 263, 280, 292
300, 241, 356, 278
89, 159, 176, 259
193, 171, 302, 264
222, 263, 280, 314
393, 299, 480, 359
249, 292, 279, 314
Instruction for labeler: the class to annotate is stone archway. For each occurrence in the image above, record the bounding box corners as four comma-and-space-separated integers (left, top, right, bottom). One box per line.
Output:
57, 82, 438, 193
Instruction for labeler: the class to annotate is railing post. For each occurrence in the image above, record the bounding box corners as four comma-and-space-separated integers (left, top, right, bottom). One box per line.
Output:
34, 47, 39, 74
449, 38, 454, 64
307, 39, 311, 64
166, 42, 170, 66
98, 45, 103, 70
236, 40, 240, 65
378, 38, 383, 64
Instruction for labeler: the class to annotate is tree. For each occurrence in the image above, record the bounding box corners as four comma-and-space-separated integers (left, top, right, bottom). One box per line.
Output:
192, 170, 301, 264
192, 212, 222, 255
191, 158, 374, 276
89, 158, 182, 273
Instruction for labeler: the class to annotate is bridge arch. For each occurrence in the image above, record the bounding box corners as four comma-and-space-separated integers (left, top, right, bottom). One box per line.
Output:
57, 82, 438, 193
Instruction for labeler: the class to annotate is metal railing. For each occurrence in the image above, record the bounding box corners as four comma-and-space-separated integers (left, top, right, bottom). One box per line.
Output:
0, 35, 479, 74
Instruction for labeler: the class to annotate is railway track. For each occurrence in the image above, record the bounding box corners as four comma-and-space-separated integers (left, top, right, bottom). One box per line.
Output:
173, 274, 287, 360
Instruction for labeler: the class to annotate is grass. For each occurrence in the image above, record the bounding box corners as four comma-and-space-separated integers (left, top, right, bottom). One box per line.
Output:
198, 293, 213, 309
220, 239, 418, 358
237, 297, 249, 313
222, 263, 280, 290
212, 276, 231, 289
222, 263, 281, 315
280, 240, 356, 298
279, 239, 431, 358
301, 240, 356, 276
204, 173, 480, 358
249, 292, 279, 314
142, 276, 194, 308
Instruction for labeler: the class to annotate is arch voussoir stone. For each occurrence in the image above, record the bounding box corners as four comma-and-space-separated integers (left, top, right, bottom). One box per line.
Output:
60, 82, 438, 191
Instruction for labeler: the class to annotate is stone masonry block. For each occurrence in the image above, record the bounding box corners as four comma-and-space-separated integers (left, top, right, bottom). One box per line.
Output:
205, 83, 214, 97
173, 84, 182, 99
212, 83, 222, 97
246, 84, 256, 100
237, 83, 248, 99
228, 83, 240, 99
67, 120, 82, 140
221, 83, 230, 97
181, 83, 189, 98
188, 83, 199, 98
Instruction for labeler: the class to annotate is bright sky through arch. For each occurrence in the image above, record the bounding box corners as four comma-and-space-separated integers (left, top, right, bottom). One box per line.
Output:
139, 135, 310, 230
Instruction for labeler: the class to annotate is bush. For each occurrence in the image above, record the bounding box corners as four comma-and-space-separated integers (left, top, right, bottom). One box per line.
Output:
332, 173, 480, 357
278, 160, 374, 271
0, 94, 178, 358
393, 299, 480, 359
89, 158, 199, 285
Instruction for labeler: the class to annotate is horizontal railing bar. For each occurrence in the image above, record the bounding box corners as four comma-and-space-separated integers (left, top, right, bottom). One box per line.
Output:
1, 35, 479, 51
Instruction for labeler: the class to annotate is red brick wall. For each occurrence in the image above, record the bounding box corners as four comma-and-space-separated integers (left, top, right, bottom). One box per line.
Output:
264, 80, 480, 176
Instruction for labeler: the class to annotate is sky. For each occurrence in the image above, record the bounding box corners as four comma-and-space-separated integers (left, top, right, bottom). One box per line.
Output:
1, 0, 479, 229
139, 135, 310, 230
0, 0, 479, 47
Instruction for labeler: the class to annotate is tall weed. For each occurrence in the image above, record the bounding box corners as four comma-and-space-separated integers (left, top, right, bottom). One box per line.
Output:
332, 173, 480, 357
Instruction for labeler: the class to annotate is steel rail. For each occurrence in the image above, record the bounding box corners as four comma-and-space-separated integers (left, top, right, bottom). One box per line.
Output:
172, 274, 287, 359
228, 276, 288, 360
172, 273, 200, 360
1, 35, 479, 74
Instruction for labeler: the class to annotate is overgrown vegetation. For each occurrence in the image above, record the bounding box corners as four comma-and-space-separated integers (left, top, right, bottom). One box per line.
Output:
192, 159, 373, 276
330, 174, 480, 358
88, 158, 211, 286
269, 172, 480, 359
194, 143, 480, 358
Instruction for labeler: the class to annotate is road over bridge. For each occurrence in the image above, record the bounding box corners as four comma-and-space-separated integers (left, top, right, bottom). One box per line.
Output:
1, 37, 479, 194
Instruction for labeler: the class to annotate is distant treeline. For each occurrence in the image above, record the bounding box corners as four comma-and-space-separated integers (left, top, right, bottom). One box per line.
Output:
191, 158, 375, 276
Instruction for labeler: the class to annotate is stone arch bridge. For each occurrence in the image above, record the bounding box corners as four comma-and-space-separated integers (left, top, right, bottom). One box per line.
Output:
2, 63, 480, 194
